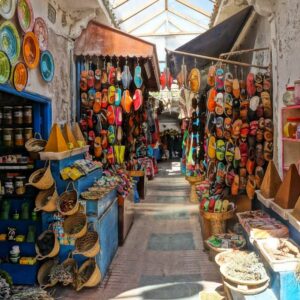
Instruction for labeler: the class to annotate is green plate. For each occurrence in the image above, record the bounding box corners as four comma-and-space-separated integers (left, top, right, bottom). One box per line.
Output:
0, 50, 11, 84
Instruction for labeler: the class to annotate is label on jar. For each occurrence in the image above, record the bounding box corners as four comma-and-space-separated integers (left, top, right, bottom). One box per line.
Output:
15, 134, 23, 140
14, 111, 23, 117
3, 134, 12, 141
24, 111, 32, 116
4, 113, 12, 119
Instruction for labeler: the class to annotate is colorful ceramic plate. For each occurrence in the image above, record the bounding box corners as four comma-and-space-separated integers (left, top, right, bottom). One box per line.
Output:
0, 0, 17, 19
40, 50, 54, 82
13, 62, 28, 91
33, 17, 48, 51
17, 0, 34, 32
23, 32, 40, 69
0, 21, 20, 64
0, 50, 11, 84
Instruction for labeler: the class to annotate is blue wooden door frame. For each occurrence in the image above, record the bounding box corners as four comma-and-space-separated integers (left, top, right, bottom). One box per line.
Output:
0, 84, 52, 138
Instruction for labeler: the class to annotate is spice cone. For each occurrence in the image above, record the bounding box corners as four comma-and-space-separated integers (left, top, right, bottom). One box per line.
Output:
291, 196, 300, 221
260, 160, 282, 198
45, 123, 68, 152
62, 124, 79, 149
72, 122, 86, 146
274, 164, 300, 209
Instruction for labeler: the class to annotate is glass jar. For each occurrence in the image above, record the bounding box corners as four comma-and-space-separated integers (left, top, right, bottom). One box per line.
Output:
24, 128, 33, 141
15, 176, 26, 195
0, 108, 3, 125
14, 128, 24, 146
13, 106, 23, 124
283, 85, 295, 106
0, 128, 3, 147
5, 177, 14, 195
294, 80, 300, 104
284, 117, 300, 138
23, 106, 32, 124
3, 106, 13, 125
3, 128, 13, 147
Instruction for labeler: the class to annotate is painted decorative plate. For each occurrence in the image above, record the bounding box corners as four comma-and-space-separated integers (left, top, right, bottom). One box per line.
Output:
13, 62, 28, 91
0, 0, 17, 19
40, 50, 54, 82
23, 32, 40, 69
17, 0, 34, 33
0, 21, 20, 64
0, 50, 11, 84
33, 17, 48, 51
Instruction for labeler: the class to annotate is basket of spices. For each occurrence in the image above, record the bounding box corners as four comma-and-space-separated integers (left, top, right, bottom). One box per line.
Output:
27, 163, 54, 190
35, 230, 60, 260
63, 213, 87, 239
75, 258, 101, 291
37, 259, 59, 289
57, 182, 79, 216
25, 132, 47, 159
35, 184, 58, 212
73, 230, 100, 258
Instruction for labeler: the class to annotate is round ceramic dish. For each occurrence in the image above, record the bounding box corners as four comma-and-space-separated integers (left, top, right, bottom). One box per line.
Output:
33, 17, 48, 51
13, 62, 28, 91
0, 50, 11, 84
17, 0, 34, 33
0, 21, 20, 64
23, 32, 40, 69
0, 0, 17, 19
40, 50, 54, 82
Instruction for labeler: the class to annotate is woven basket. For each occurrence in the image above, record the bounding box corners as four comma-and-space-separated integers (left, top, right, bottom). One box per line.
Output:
200, 208, 236, 222
73, 231, 100, 257
57, 182, 79, 216
35, 184, 58, 212
63, 213, 87, 239
76, 259, 101, 291
61, 252, 78, 286
35, 230, 60, 260
37, 259, 58, 289
28, 164, 54, 190
129, 170, 144, 177
185, 175, 205, 184
25, 132, 47, 159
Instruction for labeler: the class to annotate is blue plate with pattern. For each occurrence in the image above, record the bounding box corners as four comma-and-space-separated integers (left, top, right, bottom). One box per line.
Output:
40, 50, 54, 82
0, 21, 20, 64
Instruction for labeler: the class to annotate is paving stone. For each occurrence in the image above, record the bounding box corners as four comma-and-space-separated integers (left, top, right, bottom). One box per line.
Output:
154, 210, 190, 220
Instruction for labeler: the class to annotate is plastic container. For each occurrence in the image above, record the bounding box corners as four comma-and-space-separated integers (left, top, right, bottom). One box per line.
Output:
23, 106, 32, 124
15, 176, 26, 195
14, 128, 24, 146
3, 128, 13, 147
283, 84, 295, 106
283, 117, 300, 138
294, 80, 300, 104
3, 106, 13, 125
13, 106, 23, 124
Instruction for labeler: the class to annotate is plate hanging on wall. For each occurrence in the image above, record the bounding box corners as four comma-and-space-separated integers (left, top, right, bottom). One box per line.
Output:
0, 0, 17, 19
13, 62, 28, 91
0, 21, 21, 64
33, 17, 48, 51
17, 0, 34, 33
40, 50, 54, 82
23, 32, 40, 69
0, 50, 11, 84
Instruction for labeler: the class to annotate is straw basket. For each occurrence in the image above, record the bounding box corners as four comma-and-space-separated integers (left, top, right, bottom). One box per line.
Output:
76, 259, 101, 291
129, 170, 144, 177
27, 164, 54, 190
37, 259, 58, 289
25, 132, 47, 159
63, 213, 87, 239
73, 231, 100, 257
57, 182, 79, 216
61, 252, 78, 286
35, 184, 58, 212
35, 230, 60, 260
185, 175, 205, 203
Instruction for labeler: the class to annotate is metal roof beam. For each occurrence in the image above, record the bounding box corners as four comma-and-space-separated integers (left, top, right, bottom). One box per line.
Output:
137, 31, 204, 37
176, 0, 211, 18
119, 0, 159, 24
113, 0, 129, 9
128, 8, 165, 33
168, 19, 184, 32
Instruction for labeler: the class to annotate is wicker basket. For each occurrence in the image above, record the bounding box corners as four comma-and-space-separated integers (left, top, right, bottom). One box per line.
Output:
186, 175, 205, 203
25, 132, 47, 159
37, 259, 58, 289
185, 175, 205, 184
57, 182, 79, 216
35, 230, 60, 260
61, 252, 78, 286
76, 259, 101, 291
27, 164, 54, 190
63, 213, 87, 239
73, 231, 100, 257
129, 170, 144, 177
35, 184, 58, 212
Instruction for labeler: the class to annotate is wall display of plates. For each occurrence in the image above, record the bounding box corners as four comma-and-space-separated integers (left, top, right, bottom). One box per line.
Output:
0, 50, 11, 84
13, 61, 28, 91
0, 0, 17, 19
33, 17, 48, 52
40, 50, 54, 82
23, 31, 40, 69
17, 0, 34, 33
0, 21, 20, 64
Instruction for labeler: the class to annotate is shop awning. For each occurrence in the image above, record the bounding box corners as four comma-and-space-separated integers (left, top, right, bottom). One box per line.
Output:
74, 21, 160, 91
167, 6, 254, 76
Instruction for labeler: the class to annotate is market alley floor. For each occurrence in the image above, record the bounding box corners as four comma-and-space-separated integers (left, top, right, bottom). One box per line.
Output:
58, 160, 222, 300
